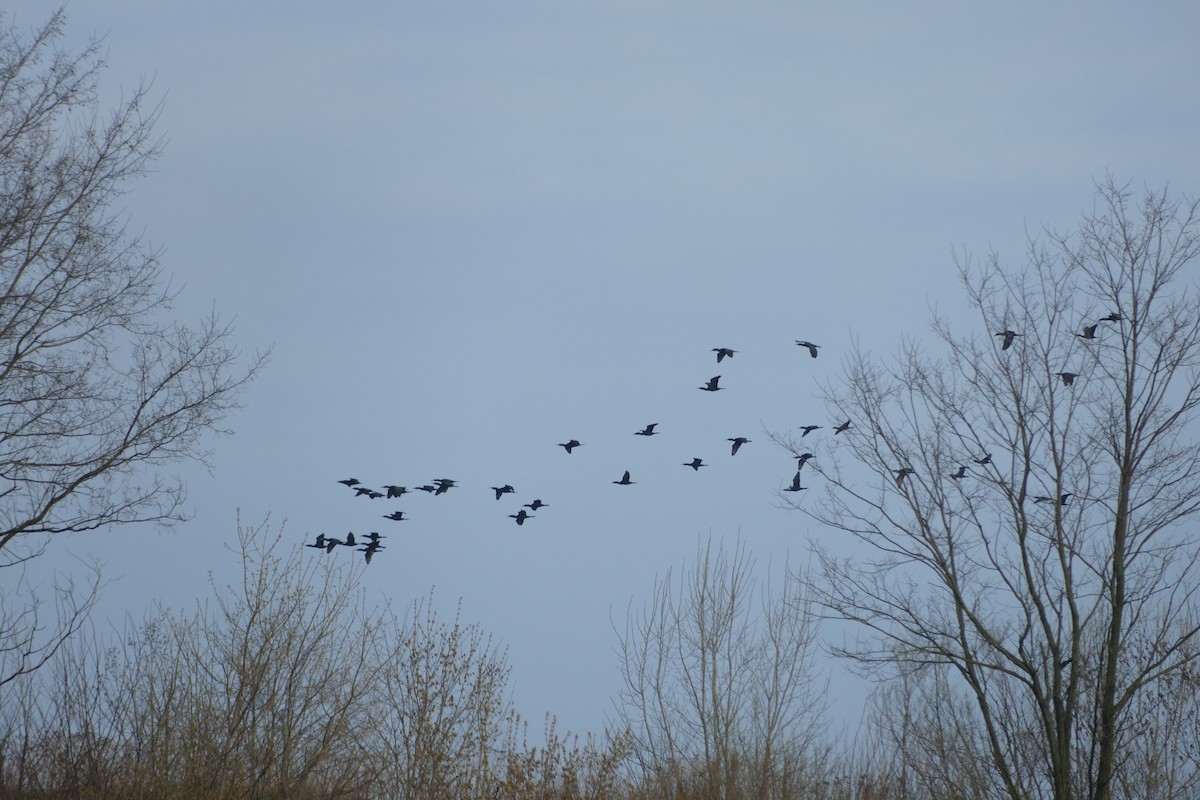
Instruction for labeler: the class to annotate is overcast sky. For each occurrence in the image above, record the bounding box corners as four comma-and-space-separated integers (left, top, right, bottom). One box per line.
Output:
9, 1, 1200, 738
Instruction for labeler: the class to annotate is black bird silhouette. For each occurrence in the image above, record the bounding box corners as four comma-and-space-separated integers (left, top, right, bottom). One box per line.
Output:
1034, 493, 1072, 506
432, 478, 456, 495
492, 485, 515, 500
364, 531, 385, 544
634, 423, 659, 436
699, 375, 723, 392
1057, 371, 1077, 386
415, 485, 437, 493
1058, 658, 1072, 669
713, 347, 736, 363
1101, 311, 1122, 322
683, 458, 706, 471
338, 478, 360, 487
795, 340, 820, 358
306, 533, 327, 549
353, 486, 374, 497
366, 490, 383, 499
383, 485, 407, 499
833, 419, 851, 435
509, 509, 533, 525
949, 465, 968, 480
558, 439, 582, 453
895, 467, 915, 486
613, 470, 636, 485
799, 425, 822, 437
384, 511, 407, 521
358, 540, 384, 564
1077, 324, 1098, 340
995, 329, 1020, 350
975, 453, 992, 465
796, 452, 814, 469
343, 532, 357, 547
784, 472, 806, 492
525, 499, 548, 511
728, 437, 750, 455
323, 537, 344, 553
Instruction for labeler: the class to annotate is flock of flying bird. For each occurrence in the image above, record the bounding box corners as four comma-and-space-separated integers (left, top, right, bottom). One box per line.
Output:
309, 340, 834, 563
309, 316, 1118, 563
880, 311, 1124, 494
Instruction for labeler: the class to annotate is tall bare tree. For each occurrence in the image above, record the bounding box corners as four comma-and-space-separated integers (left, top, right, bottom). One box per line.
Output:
614, 535, 828, 800
777, 180, 1200, 800
0, 11, 263, 681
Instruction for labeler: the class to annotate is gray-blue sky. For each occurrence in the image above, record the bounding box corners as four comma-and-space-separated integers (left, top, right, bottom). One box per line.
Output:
10, 1, 1200, 736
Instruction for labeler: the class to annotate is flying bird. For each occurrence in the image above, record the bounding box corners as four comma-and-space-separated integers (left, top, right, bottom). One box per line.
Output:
432, 478, 456, 495
525, 499, 548, 510
358, 540, 384, 564
699, 375, 723, 392
949, 465, 968, 480
1101, 311, 1122, 322
795, 340, 820, 358
492, 485, 515, 500
414, 485, 437, 493
384, 511, 407, 521
1077, 324, 1098, 340
306, 533, 327, 550
995, 329, 1020, 350
363, 531, 385, 544
558, 439, 582, 453
1057, 371, 1077, 386
1033, 493, 1072, 506
509, 509, 533, 525
895, 467, 915, 486
353, 486, 374, 497
634, 423, 659, 437
728, 437, 750, 455
799, 425, 822, 437
613, 470, 636, 485
323, 537, 344, 553
833, 419, 851, 435
713, 347, 736, 363
337, 478, 360, 487
683, 458, 706, 471
784, 472, 806, 492
366, 490, 383, 499
975, 453, 992, 465
383, 485, 407, 499
796, 452, 814, 469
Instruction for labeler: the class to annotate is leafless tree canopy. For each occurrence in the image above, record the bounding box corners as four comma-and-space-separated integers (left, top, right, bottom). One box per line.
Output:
0, 10, 264, 683
777, 181, 1200, 800
614, 535, 830, 800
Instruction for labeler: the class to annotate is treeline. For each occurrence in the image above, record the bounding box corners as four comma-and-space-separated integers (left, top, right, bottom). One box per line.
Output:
4, 522, 1198, 800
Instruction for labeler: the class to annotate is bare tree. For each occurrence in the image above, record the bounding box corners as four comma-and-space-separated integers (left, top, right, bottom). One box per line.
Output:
0, 10, 264, 681
777, 180, 1200, 800
614, 534, 828, 800
369, 590, 515, 800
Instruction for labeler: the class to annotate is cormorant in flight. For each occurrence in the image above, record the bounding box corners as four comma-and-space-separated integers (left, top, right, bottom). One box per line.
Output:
795, 340, 820, 358
995, 329, 1020, 350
